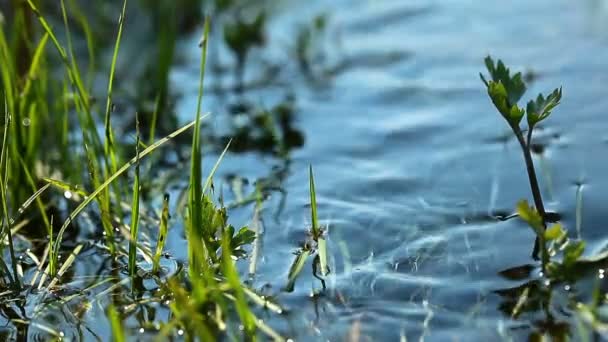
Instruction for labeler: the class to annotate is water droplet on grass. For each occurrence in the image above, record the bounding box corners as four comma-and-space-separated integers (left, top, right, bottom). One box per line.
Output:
64, 191, 73, 199
177, 329, 184, 336
139, 328, 145, 333
22, 118, 31, 126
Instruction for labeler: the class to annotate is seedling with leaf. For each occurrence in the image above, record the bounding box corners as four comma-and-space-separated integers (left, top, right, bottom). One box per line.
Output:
285, 165, 329, 292
480, 56, 562, 258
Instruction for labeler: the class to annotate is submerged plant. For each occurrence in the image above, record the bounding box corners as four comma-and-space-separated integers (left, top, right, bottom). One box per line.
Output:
480, 56, 562, 258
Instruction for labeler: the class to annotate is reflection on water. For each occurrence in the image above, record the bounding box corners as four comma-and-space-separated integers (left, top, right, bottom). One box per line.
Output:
167, 0, 608, 340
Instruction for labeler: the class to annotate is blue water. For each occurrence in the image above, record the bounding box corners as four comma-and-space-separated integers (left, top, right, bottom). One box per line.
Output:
166, 0, 608, 340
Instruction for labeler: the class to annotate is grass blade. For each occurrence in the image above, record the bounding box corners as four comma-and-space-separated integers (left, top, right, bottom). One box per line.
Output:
153, 194, 170, 273
128, 112, 141, 276
0, 96, 19, 289
222, 233, 256, 337
187, 18, 210, 275
108, 304, 126, 342
309, 165, 319, 237
104, 0, 128, 178
284, 250, 310, 292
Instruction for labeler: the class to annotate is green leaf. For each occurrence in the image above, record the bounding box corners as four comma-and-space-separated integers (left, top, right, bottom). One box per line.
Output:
526, 87, 562, 127
544, 223, 565, 241
284, 250, 310, 292
487, 81, 524, 125
516, 200, 544, 235
564, 240, 585, 267
232, 226, 256, 248
482, 56, 527, 104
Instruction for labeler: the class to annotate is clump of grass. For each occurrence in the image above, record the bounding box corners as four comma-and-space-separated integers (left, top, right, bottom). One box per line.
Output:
480, 56, 562, 258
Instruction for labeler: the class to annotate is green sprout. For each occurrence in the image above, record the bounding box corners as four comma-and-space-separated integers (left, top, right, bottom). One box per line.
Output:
481, 56, 562, 258
285, 165, 329, 292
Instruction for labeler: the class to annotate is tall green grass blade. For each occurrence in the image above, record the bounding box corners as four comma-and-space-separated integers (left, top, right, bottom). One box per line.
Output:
0, 96, 19, 289
309, 165, 328, 276
309, 165, 319, 237
54, 120, 197, 262
104, 0, 128, 179
149, 94, 161, 147
153, 194, 170, 273
128, 112, 141, 277
108, 304, 126, 342
285, 250, 310, 292
221, 233, 256, 337
67, 0, 96, 85
187, 18, 210, 275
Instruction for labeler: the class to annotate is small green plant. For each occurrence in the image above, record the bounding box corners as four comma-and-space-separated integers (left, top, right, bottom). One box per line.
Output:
480, 56, 562, 257
517, 200, 585, 275
285, 165, 329, 292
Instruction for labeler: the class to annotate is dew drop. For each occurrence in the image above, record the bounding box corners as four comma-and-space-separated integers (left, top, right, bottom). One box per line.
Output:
564, 285, 571, 291
538, 271, 544, 277
177, 329, 184, 336
59, 331, 65, 337
600, 274, 605, 279
544, 280, 551, 286
64, 191, 73, 199
22, 118, 31, 126
139, 327, 145, 334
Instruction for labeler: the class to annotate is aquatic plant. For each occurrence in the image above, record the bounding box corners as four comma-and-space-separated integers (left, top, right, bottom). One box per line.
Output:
480, 56, 562, 258
285, 165, 329, 292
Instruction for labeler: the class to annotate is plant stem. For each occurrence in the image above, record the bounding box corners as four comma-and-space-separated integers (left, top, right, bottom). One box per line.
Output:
514, 127, 546, 259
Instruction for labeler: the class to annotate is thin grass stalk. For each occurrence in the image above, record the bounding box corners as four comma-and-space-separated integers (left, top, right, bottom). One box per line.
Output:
108, 304, 126, 342
153, 194, 170, 273
221, 233, 256, 337
128, 112, 141, 276
0, 97, 19, 288
103, 0, 128, 181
